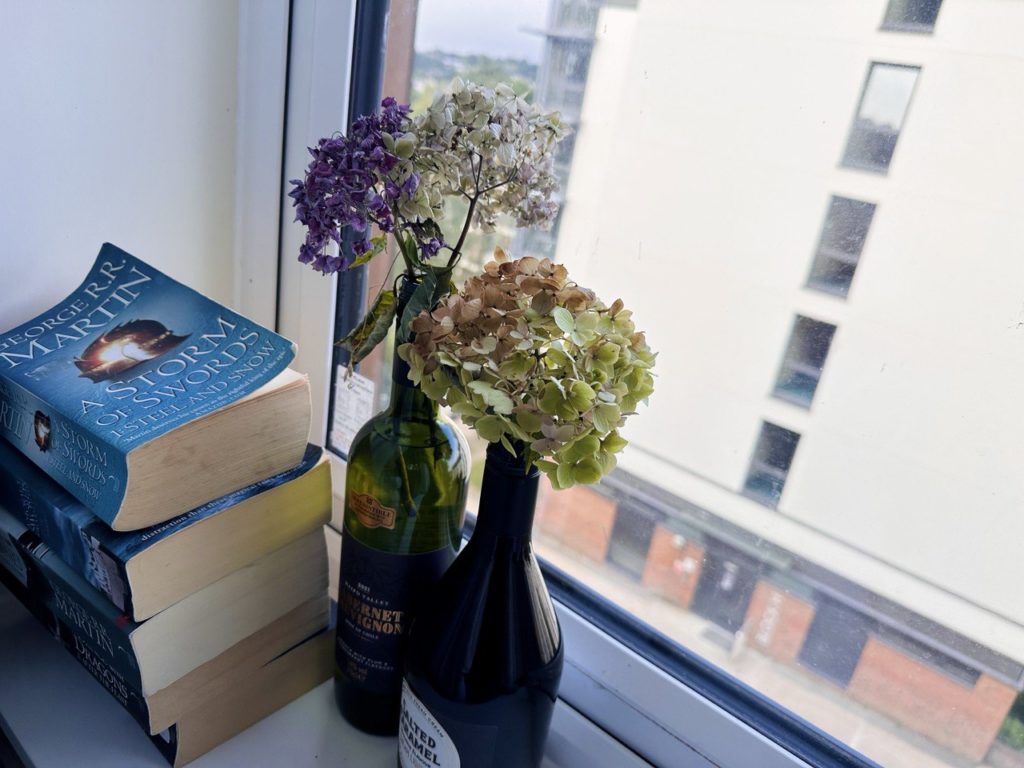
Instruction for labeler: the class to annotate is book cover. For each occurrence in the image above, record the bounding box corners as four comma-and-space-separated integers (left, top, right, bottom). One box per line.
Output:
0, 439, 324, 616
0, 243, 295, 525
0, 507, 144, 690
0, 523, 334, 767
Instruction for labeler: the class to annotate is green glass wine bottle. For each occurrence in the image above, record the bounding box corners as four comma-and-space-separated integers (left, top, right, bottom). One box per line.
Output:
333, 278, 470, 735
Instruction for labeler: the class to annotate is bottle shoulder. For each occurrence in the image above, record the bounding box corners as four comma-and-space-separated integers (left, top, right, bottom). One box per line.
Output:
348, 409, 469, 455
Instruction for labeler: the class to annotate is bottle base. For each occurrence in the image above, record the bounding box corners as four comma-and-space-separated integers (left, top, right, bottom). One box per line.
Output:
333, 676, 400, 736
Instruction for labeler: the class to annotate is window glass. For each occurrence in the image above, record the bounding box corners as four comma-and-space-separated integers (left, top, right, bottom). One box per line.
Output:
807, 196, 875, 297
773, 316, 837, 408
883, 0, 944, 32
743, 421, 801, 507
842, 63, 920, 173
349, 2, 1024, 766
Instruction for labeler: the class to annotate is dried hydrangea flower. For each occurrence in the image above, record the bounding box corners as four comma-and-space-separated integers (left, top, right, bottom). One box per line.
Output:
398, 250, 656, 489
288, 97, 423, 273
411, 79, 569, 236
290, 81, 568, 277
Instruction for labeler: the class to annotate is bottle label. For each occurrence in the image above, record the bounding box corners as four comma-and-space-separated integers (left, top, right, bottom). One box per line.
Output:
349, 491, 397, 530
399, 680, 460, 768
336, 530, 453, 696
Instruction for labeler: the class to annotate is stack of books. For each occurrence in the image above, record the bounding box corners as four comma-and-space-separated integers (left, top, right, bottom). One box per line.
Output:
0, 245, 333, 766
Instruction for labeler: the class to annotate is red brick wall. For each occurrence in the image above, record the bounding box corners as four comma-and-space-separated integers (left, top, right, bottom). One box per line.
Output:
742, 581, 815, 664
535, 478, 617, 562
848, 636, 1017, 761
640, 524, 704, 608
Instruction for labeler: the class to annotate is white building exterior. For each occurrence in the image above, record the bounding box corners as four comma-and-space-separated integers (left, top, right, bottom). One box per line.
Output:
554, 0, 1024, 665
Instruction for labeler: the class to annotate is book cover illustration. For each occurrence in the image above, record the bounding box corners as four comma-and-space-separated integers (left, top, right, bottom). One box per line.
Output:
0, 439, 323, 614
0, 243, 295, 524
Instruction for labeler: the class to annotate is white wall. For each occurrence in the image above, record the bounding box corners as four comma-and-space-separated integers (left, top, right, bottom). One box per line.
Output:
556, 0, 1024, 643
0, 1, 241, 329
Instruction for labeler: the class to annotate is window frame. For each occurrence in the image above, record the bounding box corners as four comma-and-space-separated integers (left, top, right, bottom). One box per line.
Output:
274, 2, 881, 766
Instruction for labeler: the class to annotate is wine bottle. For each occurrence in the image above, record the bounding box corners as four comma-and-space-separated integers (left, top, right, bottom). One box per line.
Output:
334, 279, 470, 735
399, 442, 563, 768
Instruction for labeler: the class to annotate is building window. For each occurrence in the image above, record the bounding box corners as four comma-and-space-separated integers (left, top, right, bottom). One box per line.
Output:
690, 541, 761, 634
773, 316, 837, 408
842, 63, 920, 174
607, 501, 657, 580
882, 0, 943, 33
799, 597, 872, 687
807, 196, 876, 297
743, 422, 801, 507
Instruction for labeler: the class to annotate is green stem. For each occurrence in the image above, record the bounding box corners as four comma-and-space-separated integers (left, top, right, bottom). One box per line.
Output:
447, 194, 478, 268
395, 443, 418, 516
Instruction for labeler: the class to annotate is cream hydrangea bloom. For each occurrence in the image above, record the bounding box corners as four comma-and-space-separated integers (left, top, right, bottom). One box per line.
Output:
411, 78, 569, 233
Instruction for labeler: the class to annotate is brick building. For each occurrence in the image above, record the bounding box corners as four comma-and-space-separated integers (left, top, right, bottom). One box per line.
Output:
536, 478, 1023, 762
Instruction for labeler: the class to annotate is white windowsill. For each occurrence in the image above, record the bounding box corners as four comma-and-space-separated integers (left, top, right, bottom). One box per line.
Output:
0, 589, 649, 768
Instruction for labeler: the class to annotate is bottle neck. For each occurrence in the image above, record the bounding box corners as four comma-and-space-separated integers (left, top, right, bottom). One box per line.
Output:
474, 442, 539, 541
387, 275, 437, 422
386, 350, 437, 422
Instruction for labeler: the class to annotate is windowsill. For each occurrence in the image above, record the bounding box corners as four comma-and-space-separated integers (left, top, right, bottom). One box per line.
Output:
805, 278, 851, 299
771, 388, 814, 410
879, 21, 936, 34
0, 588, 645, 768
741, 486, 781, 509
839, 157, 892, 176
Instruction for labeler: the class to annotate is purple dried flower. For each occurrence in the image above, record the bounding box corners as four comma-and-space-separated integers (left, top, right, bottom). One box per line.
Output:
291, 96, 429, 273
402, 172, 420, 198
422, 237, 443, 257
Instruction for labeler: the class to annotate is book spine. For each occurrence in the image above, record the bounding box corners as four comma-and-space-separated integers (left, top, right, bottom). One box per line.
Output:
0, 374, 128, 526
0, 456, 132, 613
1, 562, 178, 767
0, 513, 143, 690
56, 617, 153, 729
40, 551, 144, 692
0, 527, 149, 716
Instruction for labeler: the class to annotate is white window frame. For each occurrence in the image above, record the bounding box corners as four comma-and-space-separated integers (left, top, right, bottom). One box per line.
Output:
263, 3, 874, 766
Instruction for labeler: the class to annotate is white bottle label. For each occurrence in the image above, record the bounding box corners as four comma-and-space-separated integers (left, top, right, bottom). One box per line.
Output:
399, 680, 461, 768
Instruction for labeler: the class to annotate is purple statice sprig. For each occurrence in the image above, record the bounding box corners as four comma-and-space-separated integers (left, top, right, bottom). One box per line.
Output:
288, 97, 441, 274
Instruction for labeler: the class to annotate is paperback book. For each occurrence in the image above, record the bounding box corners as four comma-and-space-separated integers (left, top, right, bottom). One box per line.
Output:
0, 243, 307, 530
1, 574, 331, 767
0, 505, 327, 698
0, 439, 331, 620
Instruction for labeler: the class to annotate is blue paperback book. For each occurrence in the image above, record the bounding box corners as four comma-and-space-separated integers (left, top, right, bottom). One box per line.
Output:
0, 507, 333, 765
0, 438, 329, 620
0, 507, 149, 716
0, 243, 303, 530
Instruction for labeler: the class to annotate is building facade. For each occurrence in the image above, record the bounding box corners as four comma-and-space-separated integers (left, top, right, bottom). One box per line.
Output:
536, 0, 1024, 762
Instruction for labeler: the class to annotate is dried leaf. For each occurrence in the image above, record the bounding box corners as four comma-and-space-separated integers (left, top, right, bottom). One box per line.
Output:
552, 306, 574, 334
336, 289, 397, 365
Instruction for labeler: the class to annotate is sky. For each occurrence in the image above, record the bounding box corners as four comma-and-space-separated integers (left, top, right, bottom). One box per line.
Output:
412, 0, 550, 63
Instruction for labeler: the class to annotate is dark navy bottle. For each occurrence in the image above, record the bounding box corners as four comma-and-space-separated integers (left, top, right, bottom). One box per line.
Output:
398, 442, 563, 768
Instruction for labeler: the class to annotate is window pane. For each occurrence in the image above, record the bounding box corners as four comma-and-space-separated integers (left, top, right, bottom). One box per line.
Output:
743, 421, 801, 506
843, 63, 919, 173
350, 2, 1024, 766
883, 0, 944, 32
808, 196, 876, 297
773, 316, 837, 407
